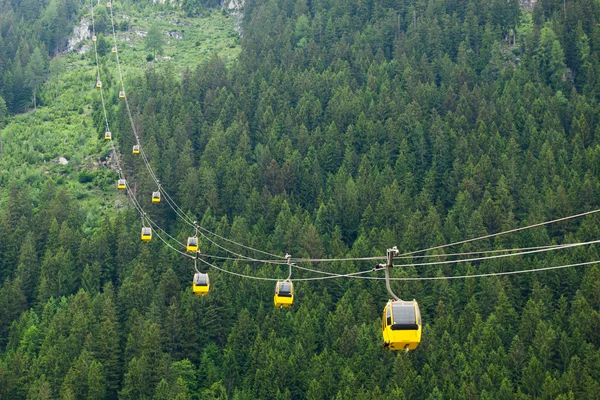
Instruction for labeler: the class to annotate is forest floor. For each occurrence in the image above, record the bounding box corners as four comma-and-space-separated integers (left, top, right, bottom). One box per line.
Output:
0, 6, 240, 214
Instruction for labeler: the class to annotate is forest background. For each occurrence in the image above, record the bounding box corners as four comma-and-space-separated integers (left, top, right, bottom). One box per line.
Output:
2, 0, 600, 398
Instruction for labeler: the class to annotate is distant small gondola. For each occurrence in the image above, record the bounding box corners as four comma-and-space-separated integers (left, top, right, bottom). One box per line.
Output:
187, 236, 199, 253
192, 272, 210, 296
141, 227, 152, 242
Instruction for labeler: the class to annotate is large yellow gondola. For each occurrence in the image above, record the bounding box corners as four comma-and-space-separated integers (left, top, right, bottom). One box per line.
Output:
274, 280, 294, 308
132, 144, 140, 154
92, 35, 97, 42
119, 90, 126, 99
192, 272, 210, 296
96, 80, 102, 88
117, 179, 126, 190
141, 227, 152, 242
382, 300, 422, 351
112, 47, 117, 54
151, 191, 161, 203
187, 237, 198, 253
104, 131, 112, 140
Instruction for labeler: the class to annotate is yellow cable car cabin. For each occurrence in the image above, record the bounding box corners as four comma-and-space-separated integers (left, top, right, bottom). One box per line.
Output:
96, 80, 102, 88
187, 237, 199, 253
119, 90, 126, 99
92, 35, 97, 42
132, 144, 140, 154
104, 131, 112, 140
192, 272, 210, 296
106, 1, 112, 7
382, 300, 422, 351
141, 227, 152, 242
117, 179, 126, 189
151, 191, 161, 203
274, 280, 294, 308
112, 47, 117, 54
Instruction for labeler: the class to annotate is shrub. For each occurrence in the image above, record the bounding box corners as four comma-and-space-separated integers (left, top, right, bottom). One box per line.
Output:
78, 171, 95, 183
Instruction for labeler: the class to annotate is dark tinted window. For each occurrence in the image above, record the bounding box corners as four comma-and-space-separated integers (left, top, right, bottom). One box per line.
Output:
278, 282, 292, 296
189, 237, 197, 246
392, 304, 416, 325
195, 274, 207, 286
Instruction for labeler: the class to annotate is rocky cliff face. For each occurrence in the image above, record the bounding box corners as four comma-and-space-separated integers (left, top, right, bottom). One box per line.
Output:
223, 0, 244, 10
68, 18, 91, 54
223, 0, 243, 36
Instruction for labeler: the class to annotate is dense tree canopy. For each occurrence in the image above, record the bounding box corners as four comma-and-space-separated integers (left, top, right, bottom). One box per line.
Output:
3, 0, 600, 398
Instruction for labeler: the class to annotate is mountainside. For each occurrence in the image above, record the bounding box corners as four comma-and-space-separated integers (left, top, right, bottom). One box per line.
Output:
2, 0, 600, 398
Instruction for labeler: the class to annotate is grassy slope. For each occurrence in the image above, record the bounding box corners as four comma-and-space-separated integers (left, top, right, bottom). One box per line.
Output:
0, 5, 240, 216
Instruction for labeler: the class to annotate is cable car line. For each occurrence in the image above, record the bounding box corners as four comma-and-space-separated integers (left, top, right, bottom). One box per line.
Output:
390, 239, 600, 269
289, 239, 600, 278
398, 207, 600, 257
288, 242, 589, 263
107, 4, 286, 263
197, 256, 376, 282
102, 2, 600, 275
384, 259, 600, 281
91, 4, 600, 302
199, 242, 583, 264
198, 230, 288, 265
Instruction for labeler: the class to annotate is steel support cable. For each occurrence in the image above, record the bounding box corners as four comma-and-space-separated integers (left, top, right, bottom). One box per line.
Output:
294, 259, 600, 281
124, 185, 192, 249
398, 208, 600, 257
108, 5, 279, 260
104, 4, 600, 273
290, 242, 593, 263
126, 185, 289, 264
286, 241, 596, 277
390, 239, 600, 269
287, 239, 600, 279
107, 5, 286, 263
90, 3, 111, 142
90, 0, 128, 187
108, 5, 165, 191
197, 257, 376, 282
95, 4, 250, 273
198, 231, 288, 265
384, 260, 600, 281
197, 225, 286, 260
200, 243, 580, 264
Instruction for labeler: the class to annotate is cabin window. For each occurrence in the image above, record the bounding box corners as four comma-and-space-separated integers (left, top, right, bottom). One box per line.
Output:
391, 303, 418, 330
278, 282, 292, 297
195, 274, 207, 286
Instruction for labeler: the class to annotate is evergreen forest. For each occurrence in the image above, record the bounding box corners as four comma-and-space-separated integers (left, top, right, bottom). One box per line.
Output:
2, 0, 600, 398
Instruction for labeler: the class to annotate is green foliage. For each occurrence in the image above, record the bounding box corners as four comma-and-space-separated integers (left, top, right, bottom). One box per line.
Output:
4, 0, 600, 398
